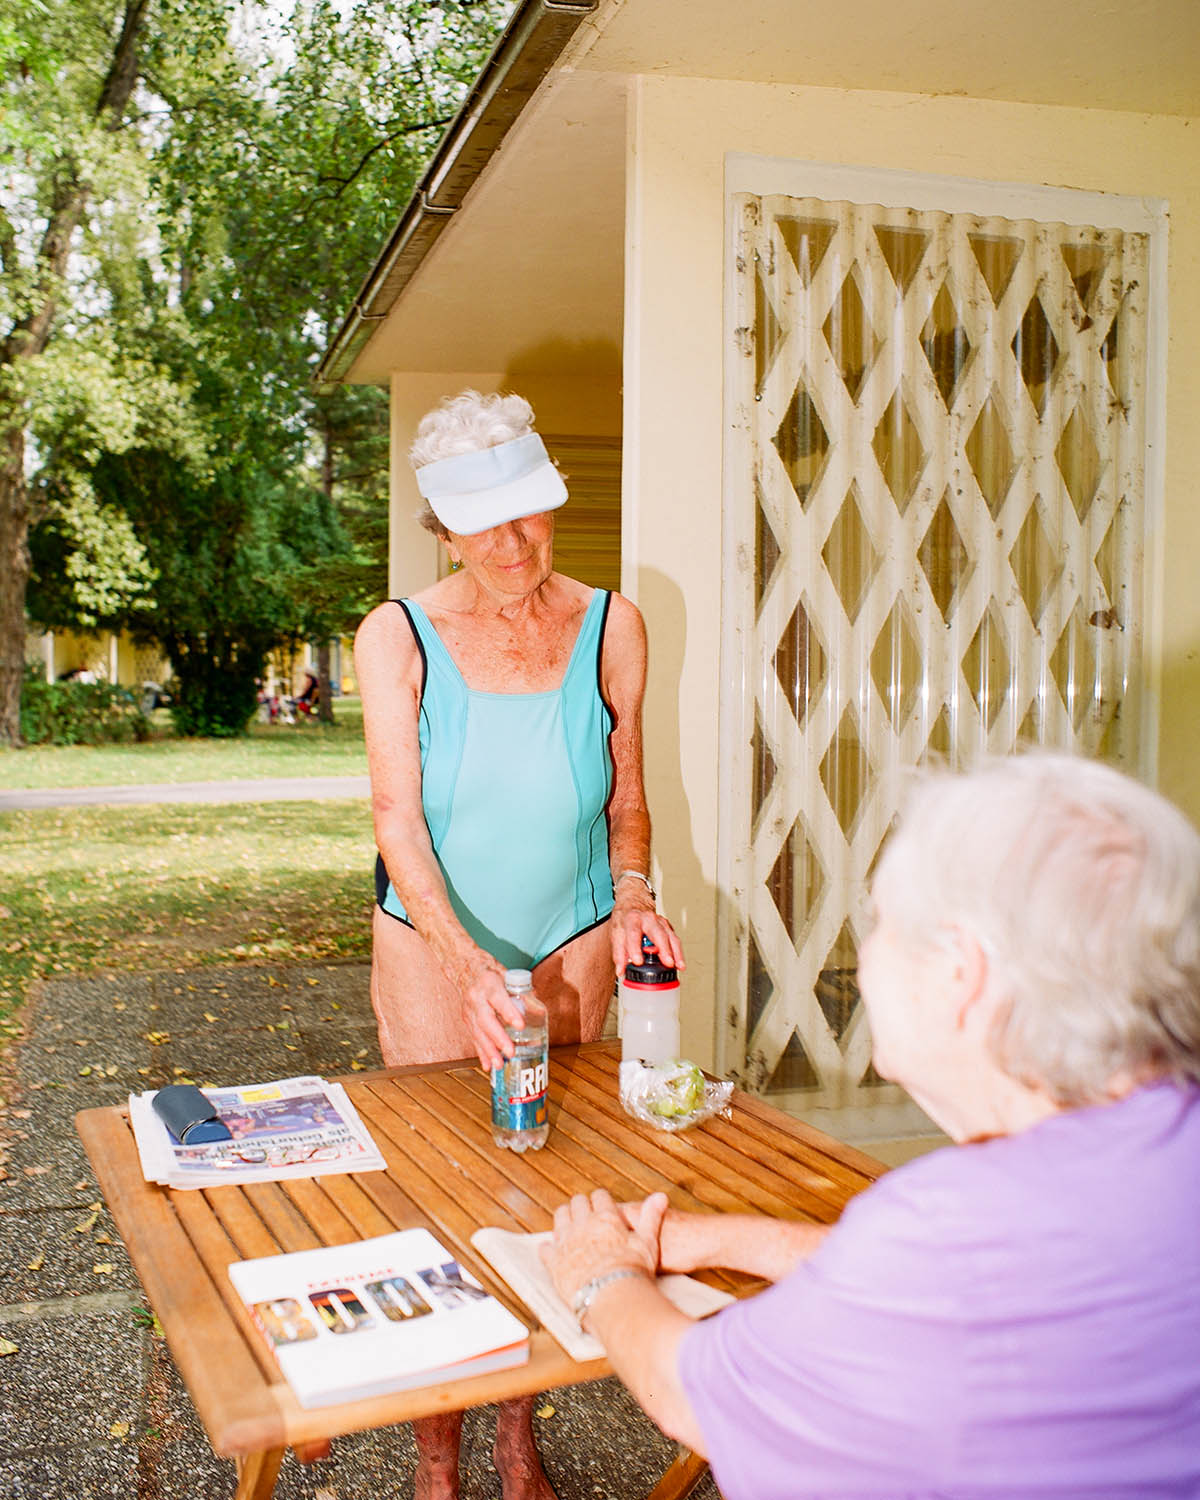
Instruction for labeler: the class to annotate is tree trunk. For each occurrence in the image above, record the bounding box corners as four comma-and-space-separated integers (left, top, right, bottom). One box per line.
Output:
317, 639, 333, 724
317, 415, 336, 723
0, 0, 150, 746
0, 425, 30, 746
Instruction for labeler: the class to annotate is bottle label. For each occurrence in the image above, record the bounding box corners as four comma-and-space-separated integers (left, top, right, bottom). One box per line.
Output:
491, 1054, 548, 1132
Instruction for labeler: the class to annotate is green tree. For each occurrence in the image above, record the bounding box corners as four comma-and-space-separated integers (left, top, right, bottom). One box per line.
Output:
1, 0, 229, 743
4, 0, 511, 742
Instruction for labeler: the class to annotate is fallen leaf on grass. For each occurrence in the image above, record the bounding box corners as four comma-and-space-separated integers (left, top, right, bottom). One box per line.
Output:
536, 1404, 555, 1419
93, 1262, 114, 1275
23, 1165, 51, 1176
203, 1012, 219, 1023
109, 1421, 130, 1439
145, 1032, 169, 1046
74, 1212, 99, 1233
349, 1060, 365, 1071
0, 1339, 18, 1357
27, 1255, 43, 1271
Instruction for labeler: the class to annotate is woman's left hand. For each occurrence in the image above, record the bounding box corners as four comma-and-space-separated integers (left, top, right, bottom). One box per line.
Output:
541, 1189, 668, 1310
610, 884, 686, 974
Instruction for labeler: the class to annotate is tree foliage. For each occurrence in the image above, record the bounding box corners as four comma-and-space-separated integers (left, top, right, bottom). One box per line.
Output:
2, 0, 512, 740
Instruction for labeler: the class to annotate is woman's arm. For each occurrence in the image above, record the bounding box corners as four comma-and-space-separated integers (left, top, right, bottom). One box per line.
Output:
542, 1190, 706, 1453
644, 1202, 831, 1282
354, 603, 521, 1069
600, 595, 685, 973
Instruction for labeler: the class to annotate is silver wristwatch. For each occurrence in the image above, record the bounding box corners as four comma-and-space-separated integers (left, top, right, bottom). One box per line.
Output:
571, 1267, 646, 1324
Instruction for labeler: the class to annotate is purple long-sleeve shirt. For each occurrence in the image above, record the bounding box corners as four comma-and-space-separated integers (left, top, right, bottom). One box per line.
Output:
681, 1081, 1200, 1499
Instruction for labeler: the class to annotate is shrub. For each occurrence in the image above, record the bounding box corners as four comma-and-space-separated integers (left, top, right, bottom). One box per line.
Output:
19, 665, 153, 745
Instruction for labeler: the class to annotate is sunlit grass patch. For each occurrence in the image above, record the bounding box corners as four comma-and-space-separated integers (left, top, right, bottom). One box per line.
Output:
0, 800, 376, 1029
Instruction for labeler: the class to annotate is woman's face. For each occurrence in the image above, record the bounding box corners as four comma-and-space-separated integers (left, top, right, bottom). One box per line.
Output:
446, 511, 555, 599
857, 890, 924, 1089
858, 879, 962, 1099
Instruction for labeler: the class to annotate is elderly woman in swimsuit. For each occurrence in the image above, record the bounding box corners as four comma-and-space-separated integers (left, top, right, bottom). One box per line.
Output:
354, 389, 684, 1500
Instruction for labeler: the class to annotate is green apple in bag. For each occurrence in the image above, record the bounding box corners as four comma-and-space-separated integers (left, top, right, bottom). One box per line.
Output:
647, 1061, 706, 1118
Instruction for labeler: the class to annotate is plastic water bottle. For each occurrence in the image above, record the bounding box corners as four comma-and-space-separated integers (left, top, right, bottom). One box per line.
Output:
619, 937, 681, 1065
490, 969, 549, 1152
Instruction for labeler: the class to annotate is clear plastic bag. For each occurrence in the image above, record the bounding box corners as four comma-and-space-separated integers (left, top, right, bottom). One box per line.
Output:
618, 1059, 734, 1133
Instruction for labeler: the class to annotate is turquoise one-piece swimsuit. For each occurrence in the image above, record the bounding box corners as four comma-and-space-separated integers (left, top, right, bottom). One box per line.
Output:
374, 589, 616, 969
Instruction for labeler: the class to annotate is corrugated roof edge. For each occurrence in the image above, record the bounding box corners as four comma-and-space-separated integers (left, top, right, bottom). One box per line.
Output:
312, 0, 598, 393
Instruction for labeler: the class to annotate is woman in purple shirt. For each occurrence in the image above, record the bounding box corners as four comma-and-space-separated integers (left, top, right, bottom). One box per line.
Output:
545, 753, 1200, 1499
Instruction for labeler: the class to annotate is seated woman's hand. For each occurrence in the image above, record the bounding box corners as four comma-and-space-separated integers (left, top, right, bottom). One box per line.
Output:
541, 1188, 667, 1312
458, 961, 526, 1072
617, 1196, 705, 1274
611, 885, 686, 974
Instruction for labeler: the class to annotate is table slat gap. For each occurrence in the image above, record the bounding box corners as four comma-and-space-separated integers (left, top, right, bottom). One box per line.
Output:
354, 1081, 548, 1235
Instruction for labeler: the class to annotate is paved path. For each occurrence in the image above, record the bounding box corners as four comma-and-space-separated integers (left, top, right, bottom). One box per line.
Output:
0, 774, 370, 811
0, 962, 703, 1500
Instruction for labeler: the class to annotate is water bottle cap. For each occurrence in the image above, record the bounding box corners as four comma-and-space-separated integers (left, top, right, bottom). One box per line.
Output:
504, 968, 533, 992
623, 937, 678, 987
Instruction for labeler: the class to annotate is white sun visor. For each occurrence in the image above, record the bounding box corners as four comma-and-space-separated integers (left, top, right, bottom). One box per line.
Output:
414, 433, 568, 536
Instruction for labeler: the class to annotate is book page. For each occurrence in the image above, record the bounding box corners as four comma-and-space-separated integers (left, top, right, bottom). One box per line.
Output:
470, 1227, 734, 1362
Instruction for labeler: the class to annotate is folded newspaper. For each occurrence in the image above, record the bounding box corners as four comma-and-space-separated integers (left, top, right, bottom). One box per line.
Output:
129, 1075, 386, 1188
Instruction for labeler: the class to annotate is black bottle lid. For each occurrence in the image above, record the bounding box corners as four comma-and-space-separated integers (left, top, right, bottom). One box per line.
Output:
623, 935, 679, 987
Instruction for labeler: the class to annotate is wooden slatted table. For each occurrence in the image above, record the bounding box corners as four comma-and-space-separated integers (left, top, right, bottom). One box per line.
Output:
76, 1042, 883, 1500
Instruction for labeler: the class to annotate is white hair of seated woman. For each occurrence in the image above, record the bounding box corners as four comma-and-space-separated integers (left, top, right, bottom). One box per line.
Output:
874, 753, 1200, 1106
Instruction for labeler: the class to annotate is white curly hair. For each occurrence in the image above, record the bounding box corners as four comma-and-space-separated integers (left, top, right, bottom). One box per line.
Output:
409, 390, 536, 537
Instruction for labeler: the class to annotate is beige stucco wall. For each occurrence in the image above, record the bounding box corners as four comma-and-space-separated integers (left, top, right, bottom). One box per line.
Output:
623, 75, 1200, 1065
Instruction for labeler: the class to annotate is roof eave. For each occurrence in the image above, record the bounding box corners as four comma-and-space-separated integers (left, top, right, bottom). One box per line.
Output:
313, 0, 598, 393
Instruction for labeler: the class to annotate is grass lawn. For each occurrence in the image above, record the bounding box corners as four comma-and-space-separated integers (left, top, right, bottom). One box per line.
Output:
0, 799, 376, 1035
0, 697, 367, 790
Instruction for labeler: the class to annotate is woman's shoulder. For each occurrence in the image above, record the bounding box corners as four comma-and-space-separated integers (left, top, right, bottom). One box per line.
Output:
354, 599, 421, 662
599, 589, 646, 645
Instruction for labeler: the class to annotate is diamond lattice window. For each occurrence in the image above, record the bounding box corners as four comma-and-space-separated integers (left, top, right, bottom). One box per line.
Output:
722, 183, 1151, 1129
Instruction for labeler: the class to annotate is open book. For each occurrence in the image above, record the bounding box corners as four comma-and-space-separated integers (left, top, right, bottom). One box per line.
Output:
471, 1226, 734, 1362
229, 1228, 529, 1409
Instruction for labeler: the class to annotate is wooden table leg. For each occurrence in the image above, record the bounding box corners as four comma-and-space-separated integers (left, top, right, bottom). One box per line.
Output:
645, 1447, 711, 1500
234, 1448, 284, 1500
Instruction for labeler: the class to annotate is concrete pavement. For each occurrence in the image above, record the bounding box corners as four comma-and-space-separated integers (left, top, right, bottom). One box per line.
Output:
0, 776, 371, 812
0, 960, 719, 1500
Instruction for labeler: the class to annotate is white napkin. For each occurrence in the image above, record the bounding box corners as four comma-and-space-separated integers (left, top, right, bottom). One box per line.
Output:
470, 1226, 734, 1362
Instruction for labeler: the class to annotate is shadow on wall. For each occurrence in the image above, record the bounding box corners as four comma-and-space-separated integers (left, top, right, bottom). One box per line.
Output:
1154, 646, 1200, 827
636, 565, 723, 1070
504, 338, 623, 386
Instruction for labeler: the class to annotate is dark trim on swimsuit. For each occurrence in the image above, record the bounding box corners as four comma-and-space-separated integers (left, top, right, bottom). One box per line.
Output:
392, 598, 427, 699
373, 860, 610, 959
374, 591, 616, 955
373, 601, 428, 928
595, 589, 615, 719
584, 589, 615, 924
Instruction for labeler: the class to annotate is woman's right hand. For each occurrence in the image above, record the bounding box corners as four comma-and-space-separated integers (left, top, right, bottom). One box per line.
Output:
458, 959, 527, 1072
